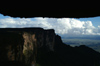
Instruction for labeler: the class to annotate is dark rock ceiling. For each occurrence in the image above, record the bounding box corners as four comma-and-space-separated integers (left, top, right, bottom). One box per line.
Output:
0, 8, 100, 18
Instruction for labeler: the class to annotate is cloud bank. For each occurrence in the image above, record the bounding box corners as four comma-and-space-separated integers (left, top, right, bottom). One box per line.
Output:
0, 17, 100, 37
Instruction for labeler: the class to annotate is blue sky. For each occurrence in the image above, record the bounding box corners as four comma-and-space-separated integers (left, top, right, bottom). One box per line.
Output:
0, 14, 9, 18
77, 17, 100, 28
0, 13, 100, 37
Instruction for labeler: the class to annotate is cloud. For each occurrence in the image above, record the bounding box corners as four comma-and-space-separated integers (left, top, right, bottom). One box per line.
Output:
0, 17, 100, 36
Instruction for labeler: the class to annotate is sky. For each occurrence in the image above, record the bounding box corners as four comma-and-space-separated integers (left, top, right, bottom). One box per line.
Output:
0, 14, 100, 37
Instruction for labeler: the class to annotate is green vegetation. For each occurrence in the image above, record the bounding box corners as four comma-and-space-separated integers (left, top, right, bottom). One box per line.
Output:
36, 63, 41, 66
23, 50, 33, 56
23, 49, 33, 65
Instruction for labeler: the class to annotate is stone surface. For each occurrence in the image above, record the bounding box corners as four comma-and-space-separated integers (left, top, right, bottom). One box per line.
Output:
0, 28, 100, 66
0, 28, 56, 66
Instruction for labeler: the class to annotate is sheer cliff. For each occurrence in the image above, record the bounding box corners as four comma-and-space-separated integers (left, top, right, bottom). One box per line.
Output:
0, 28, 55, 66
0, 28, 100, 66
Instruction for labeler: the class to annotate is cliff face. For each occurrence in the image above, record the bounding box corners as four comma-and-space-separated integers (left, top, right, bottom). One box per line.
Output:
0, 28, 100, 66
22, 29, 55, 66
23, 32, 37, 66
0, 32, 24, 66
0, 28, 56, 66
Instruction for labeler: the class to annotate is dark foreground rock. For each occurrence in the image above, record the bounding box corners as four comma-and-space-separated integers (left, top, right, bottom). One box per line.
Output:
0, 28, 100, 66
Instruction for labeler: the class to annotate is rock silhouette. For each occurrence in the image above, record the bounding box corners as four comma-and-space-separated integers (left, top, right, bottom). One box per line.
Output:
0, 28, 100, 66
0, 8, 100, 18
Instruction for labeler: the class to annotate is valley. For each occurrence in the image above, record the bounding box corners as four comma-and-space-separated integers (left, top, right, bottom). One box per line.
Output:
62, 38, 100, 52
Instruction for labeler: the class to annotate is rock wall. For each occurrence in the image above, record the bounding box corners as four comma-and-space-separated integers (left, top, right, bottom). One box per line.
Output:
23, 32, 37, 66
0, 31, 24, 66
22, 29, 55, 66
0, 28, 99, 66
0, 28, 56, 66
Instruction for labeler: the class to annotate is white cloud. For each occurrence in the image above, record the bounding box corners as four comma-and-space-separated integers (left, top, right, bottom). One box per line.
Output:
0, 17, 100, 36
98, 25, 100, 28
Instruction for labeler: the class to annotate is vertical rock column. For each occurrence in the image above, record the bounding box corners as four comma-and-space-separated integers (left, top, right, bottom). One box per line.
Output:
45, 29, 55, 51
23, 32, 37, 66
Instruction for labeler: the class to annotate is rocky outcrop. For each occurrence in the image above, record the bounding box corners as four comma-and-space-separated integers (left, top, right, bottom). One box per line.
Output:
22, 29, 55, 66
0, 28, 56, 66
0, 28, 100, 66
23, 32, 37, 66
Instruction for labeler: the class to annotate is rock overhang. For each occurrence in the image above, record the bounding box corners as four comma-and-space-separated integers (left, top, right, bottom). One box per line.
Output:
0, 8, 100, 18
